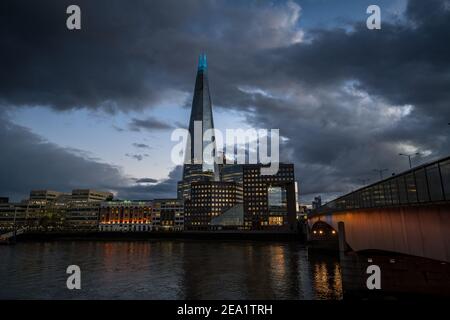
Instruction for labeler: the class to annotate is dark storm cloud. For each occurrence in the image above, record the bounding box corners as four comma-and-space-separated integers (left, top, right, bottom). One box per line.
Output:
132, 143, 151, 149
0, 0, 305, 111
0, 113, 177, 200
116, 166, 182, 200
128, 117, 174, 132
242, 0, 450, 201
1, 0, 450, 202
135, 178, 158, 184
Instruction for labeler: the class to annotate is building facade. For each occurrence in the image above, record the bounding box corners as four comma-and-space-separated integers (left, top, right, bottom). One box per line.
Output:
0, 201, 27, 232
242, 164, 297, 231
64, 189, 114, 231
220, 164, 244, 203
0, 189, 114, 232
99, 201, 152, 232
25, 190, 71, 231
152, 199, 184, 231
185, 181, 238, 230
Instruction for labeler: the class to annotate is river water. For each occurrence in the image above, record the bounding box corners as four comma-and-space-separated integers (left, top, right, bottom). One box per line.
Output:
0, 240, 343, 300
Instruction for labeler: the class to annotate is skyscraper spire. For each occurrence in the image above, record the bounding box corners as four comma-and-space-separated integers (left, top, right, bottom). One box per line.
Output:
198, 53, 207, 71
178, 54, 219, 200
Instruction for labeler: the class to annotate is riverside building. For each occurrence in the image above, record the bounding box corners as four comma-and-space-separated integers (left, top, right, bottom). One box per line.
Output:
152, 199, 184, 231
99, 200, 152, 232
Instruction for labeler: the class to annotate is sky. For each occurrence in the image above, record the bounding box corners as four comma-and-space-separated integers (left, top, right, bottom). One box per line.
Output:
1, 0, 449, 203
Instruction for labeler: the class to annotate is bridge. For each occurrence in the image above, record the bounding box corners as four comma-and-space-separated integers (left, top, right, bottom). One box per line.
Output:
0, 227, 27, 244
307, 156, 450, 297
308, 156, 450, 263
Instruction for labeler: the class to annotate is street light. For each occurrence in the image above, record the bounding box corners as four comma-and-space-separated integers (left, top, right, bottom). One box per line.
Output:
373, 169, 388, 180
399, 152, 420, 169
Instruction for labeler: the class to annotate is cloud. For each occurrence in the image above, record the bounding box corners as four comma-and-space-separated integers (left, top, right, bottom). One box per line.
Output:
132, 143, 151, 149
112, 125, 125, 132
0, 113, 178, 201
135, 178, 158, 184
125, 153, 149, 161
115, 166, 182, 200
0, 0, 305, 112
1, 0, 449, 204
128, 117, 174, 132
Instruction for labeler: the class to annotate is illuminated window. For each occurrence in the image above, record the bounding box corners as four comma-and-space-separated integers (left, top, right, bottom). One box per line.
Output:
268, 216, 283, 226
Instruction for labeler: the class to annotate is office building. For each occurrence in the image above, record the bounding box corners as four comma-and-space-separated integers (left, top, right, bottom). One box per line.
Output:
242, 164, 297, 231
0, 200, 27, 231
185, 181, 238, 230
26, 190, 71, 230
71, 189, 114, 202
65, 189, 114, 231
220, 164, 244, 203
178, 54, 219, 201
152, 199, 184, 231
29, 190, 69, 203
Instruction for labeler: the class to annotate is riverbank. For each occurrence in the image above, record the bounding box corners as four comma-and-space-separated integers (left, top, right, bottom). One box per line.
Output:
14, 230, 306, 242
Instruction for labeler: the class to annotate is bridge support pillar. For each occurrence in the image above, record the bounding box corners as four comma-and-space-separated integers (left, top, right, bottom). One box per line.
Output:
338, 221, 346, 254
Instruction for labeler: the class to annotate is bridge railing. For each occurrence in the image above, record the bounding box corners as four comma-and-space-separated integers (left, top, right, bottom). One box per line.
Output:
0, 226, 28, 240
316, 156, 450, 214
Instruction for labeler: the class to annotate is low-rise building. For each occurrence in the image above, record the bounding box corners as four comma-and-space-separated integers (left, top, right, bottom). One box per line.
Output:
64, 189, 114, 231
99, 200, 152, 232
26, 190, 71, 231
0, 201, 27, 232
71, 189, 114, 202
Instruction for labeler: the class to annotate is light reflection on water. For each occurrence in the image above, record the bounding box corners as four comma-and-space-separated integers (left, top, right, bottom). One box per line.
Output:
0, 240, 342, 300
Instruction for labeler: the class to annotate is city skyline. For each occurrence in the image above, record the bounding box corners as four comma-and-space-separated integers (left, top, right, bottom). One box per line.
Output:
1, 0, 450, 305
1, 0, 450, 204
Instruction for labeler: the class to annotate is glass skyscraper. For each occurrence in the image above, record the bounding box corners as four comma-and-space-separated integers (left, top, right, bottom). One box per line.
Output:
178, 54, 219, 200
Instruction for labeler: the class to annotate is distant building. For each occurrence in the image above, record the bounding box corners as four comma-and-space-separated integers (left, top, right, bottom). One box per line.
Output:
99, 200, 152, 232
29, 190, 69, 203
71, 189, 114, 202
187, 163, 297, 231
312, 196, 322, 210
0, 201, 27, 231
64, 189, 114, 231
26, 190, 71, 230
152, 199, 184, 231
242, 164, 297, 231
0, 189, 115, 232
185, 181, 238, 230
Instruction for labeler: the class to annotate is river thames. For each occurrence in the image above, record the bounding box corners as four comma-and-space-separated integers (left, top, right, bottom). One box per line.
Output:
0, 240, 343, 300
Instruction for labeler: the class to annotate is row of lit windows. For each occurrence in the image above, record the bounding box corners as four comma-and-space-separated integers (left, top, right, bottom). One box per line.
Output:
100, 220, 150, 224
192, 194, 233, 198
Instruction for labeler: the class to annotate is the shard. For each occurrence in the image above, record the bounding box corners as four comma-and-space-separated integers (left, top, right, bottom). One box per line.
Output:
178, 54, 219, 200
